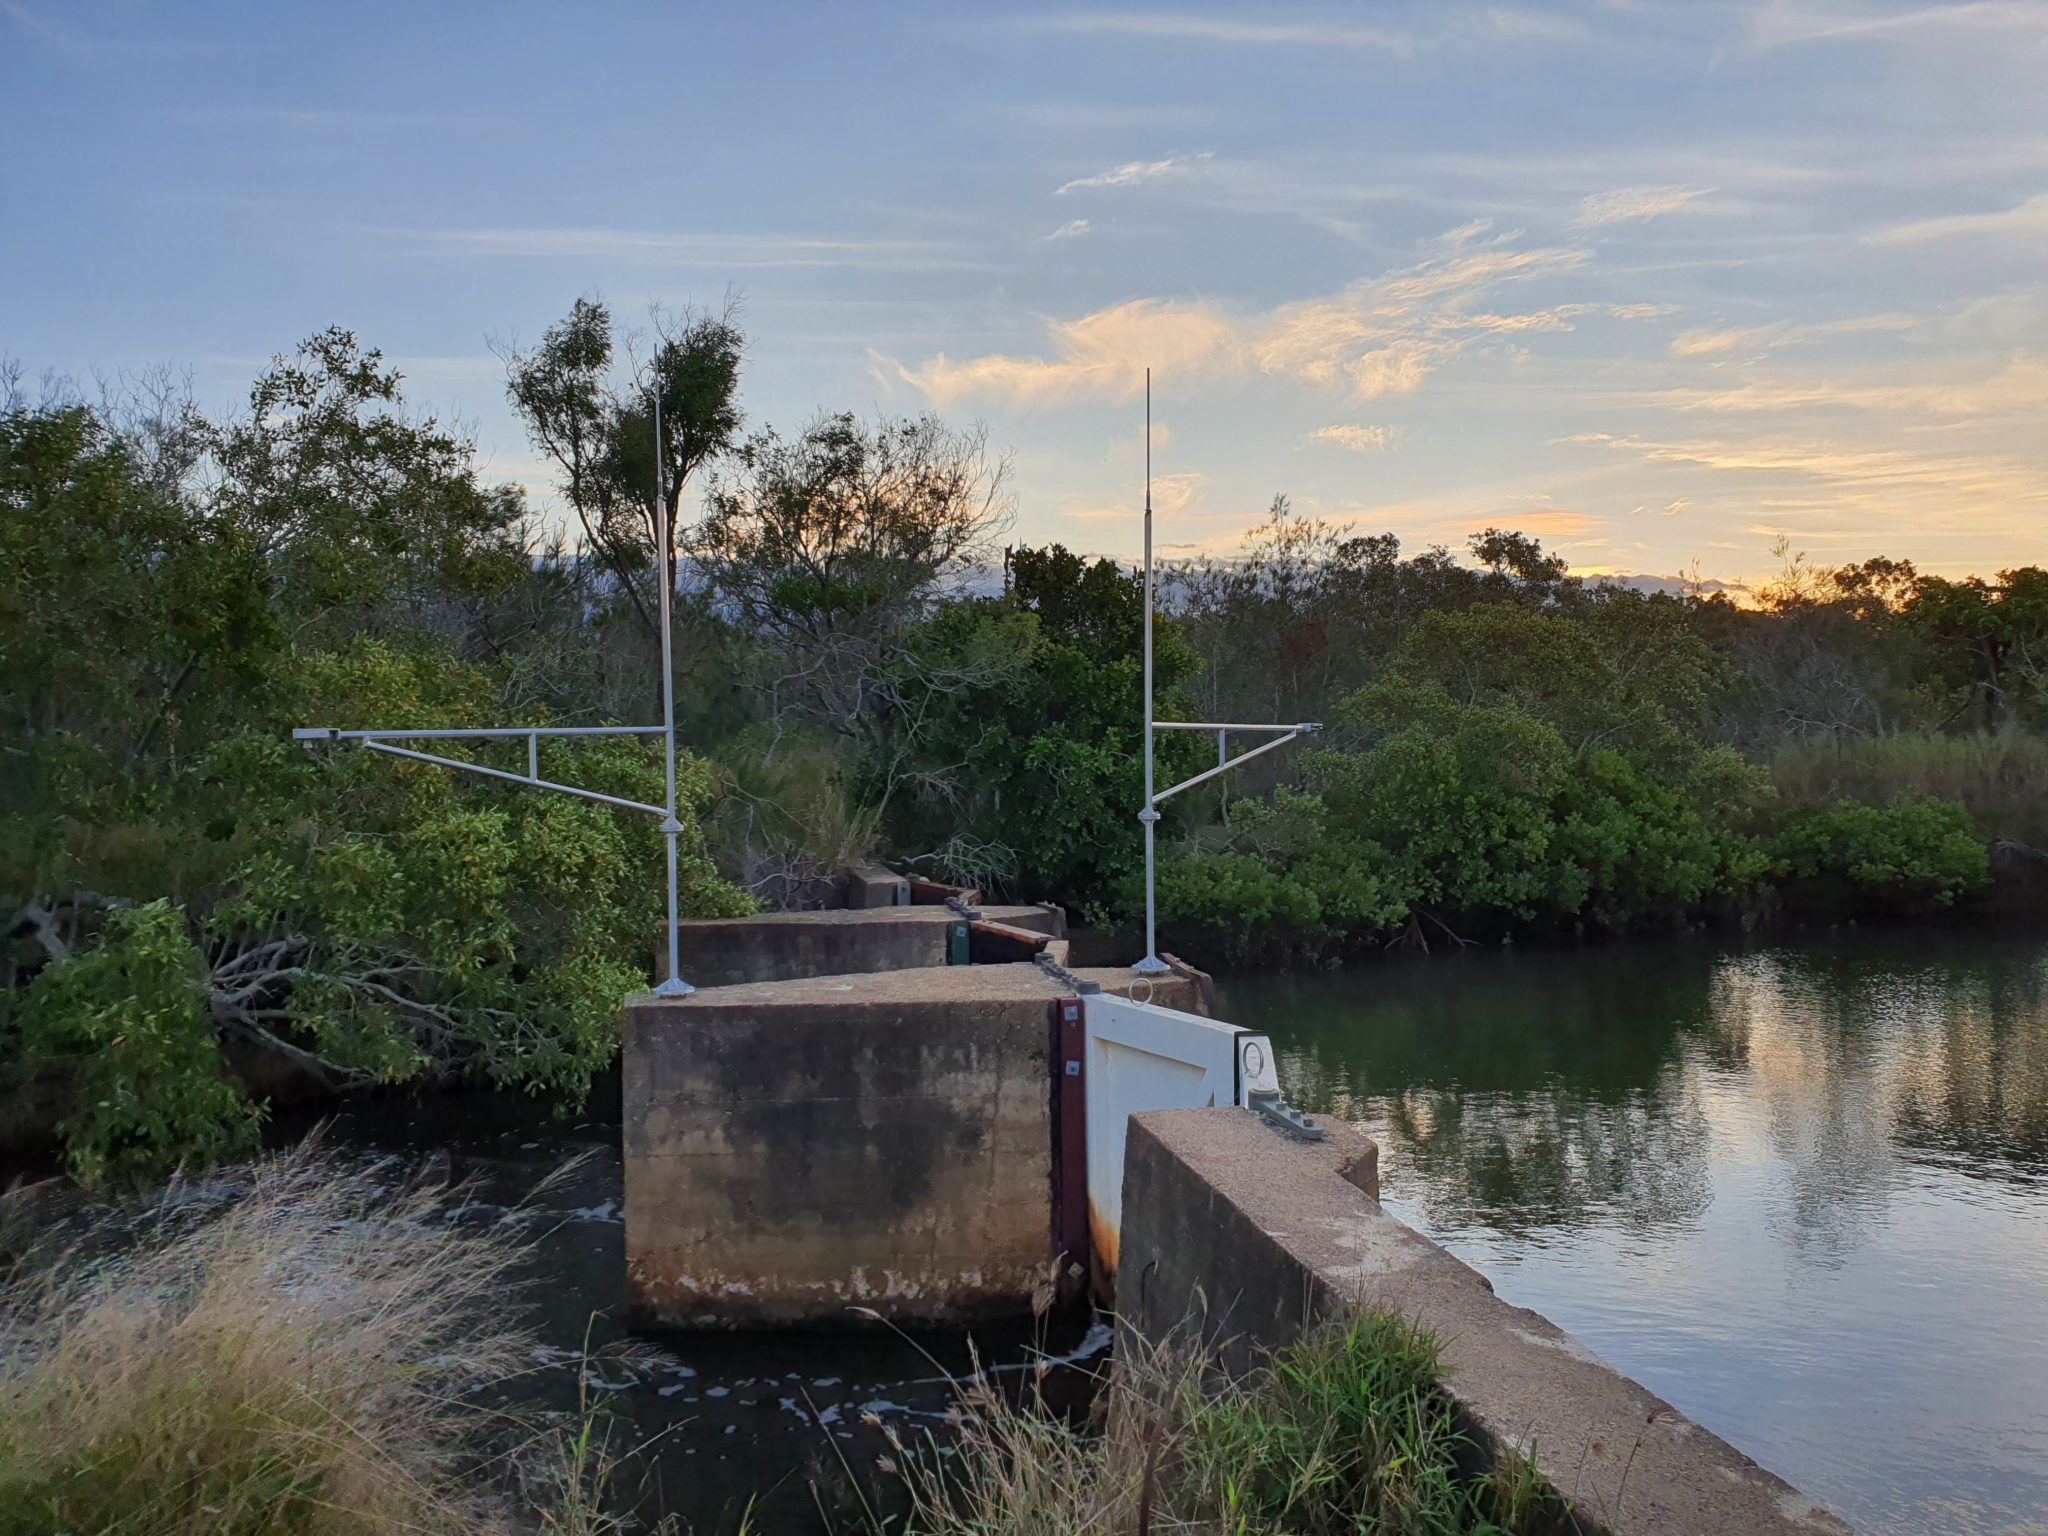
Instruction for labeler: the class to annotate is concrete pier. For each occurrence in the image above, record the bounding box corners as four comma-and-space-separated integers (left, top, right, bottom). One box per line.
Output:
1119, 1109, 1851, 1536
623, 962, 1194, 1329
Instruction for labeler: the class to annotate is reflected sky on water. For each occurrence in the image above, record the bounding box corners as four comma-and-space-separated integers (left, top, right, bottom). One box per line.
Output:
1221, 935, 2048, 1536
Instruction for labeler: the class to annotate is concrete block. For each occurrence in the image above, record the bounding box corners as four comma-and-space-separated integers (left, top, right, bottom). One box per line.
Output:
1119, 1108, 1849, 1536
845, 863, 911, 908
624, 964, 1071, 1329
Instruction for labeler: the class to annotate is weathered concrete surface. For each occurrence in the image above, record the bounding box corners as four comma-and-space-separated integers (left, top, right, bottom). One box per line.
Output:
624, 963, 1191, 1329
658, 904, 1065, 988
1120, 1109, 1851, 1536
844, 862, 911, 908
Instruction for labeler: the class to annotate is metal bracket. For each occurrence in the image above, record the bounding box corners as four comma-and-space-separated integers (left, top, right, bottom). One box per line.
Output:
945, 893, 984, 921
1246, 1087, 1325, 1141
1035, 952, 1101, 995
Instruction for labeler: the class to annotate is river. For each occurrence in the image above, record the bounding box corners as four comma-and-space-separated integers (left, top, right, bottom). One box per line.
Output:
303, 932, 2048, 1534
1219, 932, 2048, 1536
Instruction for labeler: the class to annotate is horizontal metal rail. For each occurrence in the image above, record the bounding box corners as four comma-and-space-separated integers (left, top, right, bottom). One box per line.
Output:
293, 725, 665, 742
359, 740, 670, 819
1151, 721, 1314, 734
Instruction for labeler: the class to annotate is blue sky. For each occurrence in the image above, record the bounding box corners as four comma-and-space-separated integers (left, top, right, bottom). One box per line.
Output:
4, 1, 2044, 589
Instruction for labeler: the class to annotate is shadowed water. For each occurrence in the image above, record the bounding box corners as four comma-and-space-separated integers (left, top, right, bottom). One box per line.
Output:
288, 1093, 1102, 1536
1220, 934, 2048, 1536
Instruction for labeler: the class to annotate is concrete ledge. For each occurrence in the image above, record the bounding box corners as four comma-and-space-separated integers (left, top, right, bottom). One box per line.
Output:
1120, 1109, 1850, 1536
660, 904, 1064, 987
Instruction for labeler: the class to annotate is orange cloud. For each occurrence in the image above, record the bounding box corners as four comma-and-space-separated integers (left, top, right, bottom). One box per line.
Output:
896, 237, 1646, 410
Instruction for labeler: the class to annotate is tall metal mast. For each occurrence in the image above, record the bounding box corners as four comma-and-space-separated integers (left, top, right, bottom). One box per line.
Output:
1136, 371, 1168, 975
653, 385, 691, 997
1133, 368, 1319, 975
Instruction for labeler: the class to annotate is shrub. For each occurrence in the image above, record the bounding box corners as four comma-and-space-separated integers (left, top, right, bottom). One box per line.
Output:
1770, 794, 1990, 912
16, 901, 259, 1185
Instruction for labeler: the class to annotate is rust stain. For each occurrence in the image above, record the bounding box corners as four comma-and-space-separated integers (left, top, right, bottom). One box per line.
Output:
1088, 1198, 1119, 1277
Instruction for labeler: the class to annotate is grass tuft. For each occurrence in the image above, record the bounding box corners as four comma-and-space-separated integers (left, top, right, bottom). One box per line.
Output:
0, 1141, 639, 1536
896, 1314, 1570, 1536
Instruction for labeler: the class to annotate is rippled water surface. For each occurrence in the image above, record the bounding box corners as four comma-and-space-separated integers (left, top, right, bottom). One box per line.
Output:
1220, 934, 2048, 1536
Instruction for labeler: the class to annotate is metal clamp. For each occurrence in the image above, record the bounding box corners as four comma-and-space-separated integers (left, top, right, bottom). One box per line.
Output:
1246, 1087, 1325, 1141
1034, 952, 1101, 995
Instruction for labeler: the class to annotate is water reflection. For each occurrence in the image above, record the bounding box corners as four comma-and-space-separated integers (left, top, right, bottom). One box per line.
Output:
1219, 935, 2048, 1536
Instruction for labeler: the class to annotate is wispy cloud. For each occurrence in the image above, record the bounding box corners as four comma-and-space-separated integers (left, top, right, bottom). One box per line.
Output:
1656, 355, 2048, 418
1866, 190, 2048, 244
1573, 186, 1713, 227
1021, 9, 1585, 54
1044, 218, 1091, 241
1668, 313, 1916, 356
1565, 429, 2048, 525
1056, 151, 1212, 195
1753, 1, 2048, 47
896, 234, 1667, 408
1304, 423, 1398, 452
1030, 11, 1418, 53
379, 227, 987, 272
1063, 469, 1207, 522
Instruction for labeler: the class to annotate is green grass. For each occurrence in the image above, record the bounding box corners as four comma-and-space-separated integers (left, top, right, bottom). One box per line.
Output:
894, 1314, 1570, 1536
1770, 731, 2048, 849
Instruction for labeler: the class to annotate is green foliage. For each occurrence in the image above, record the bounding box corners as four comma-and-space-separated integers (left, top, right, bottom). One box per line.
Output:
865, 545, 1203, 911
1770, 794, 1990, 912
4, 351, 750, 1181
198, 641, 745, 1103
1155, 621, 1768, 957
17, 902, 258, 1184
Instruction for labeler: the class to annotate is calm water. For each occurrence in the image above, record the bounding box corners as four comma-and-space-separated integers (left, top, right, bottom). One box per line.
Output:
1220, 934, 2048, 1536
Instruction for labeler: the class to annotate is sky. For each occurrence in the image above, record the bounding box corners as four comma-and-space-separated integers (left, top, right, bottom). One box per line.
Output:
3, 1, 2045, 591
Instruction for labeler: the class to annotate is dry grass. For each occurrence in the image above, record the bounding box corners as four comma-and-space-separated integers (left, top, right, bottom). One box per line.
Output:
892, 1315, 1568, 1536
0, 1142, 637, 1536
1770, 731, 2048, 848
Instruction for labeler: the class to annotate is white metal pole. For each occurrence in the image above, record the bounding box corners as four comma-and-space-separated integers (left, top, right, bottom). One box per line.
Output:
653, 383, 692, 997
1136, 368, 1167, 975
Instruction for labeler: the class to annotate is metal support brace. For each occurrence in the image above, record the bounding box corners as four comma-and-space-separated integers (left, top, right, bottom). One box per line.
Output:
1035, 951, 1102, 995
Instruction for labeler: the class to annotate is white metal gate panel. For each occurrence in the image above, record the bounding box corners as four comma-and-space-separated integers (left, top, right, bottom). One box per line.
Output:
1081, 994, 1278, 1274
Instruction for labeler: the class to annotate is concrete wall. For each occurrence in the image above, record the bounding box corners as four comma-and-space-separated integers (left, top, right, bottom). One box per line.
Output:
660, 904, 1065, 989
624, 962, 1192, 1329
1119, 1109, 1850, 1536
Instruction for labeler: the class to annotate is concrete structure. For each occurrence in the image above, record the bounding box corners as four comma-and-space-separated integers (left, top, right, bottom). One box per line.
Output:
1119, 1109, 1851, 1536
623, 962, 1194, 1329
843, 862, 911, 908
657, 904, 1064, 988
